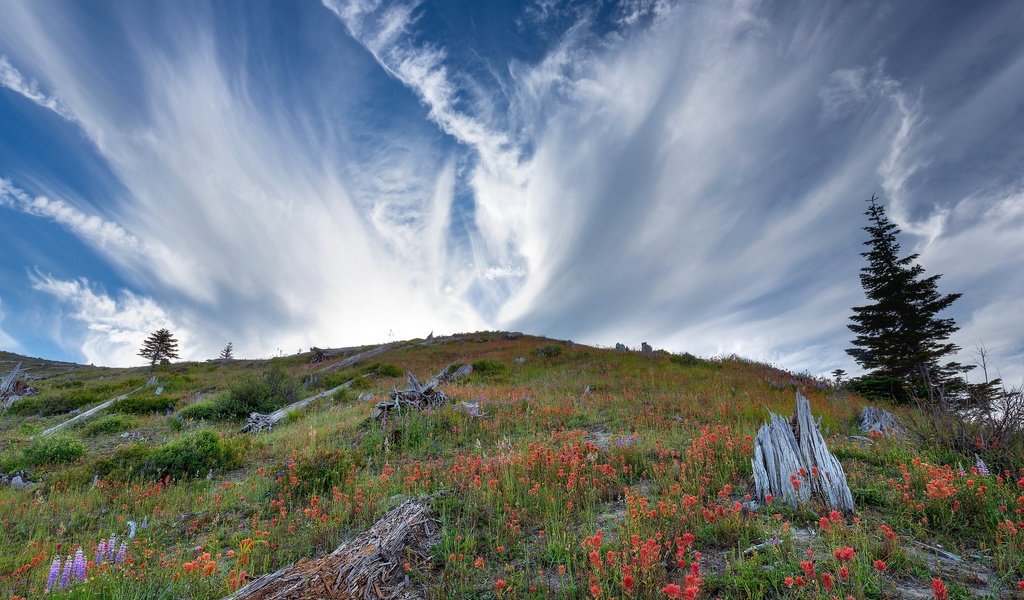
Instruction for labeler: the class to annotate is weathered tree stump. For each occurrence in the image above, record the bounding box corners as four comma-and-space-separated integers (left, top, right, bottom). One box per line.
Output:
751, 392, 854, 513
859, 406, 905, 437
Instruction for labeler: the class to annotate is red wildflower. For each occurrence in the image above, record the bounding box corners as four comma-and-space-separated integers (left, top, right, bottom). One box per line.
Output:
662, 583, 684, 598
932, 578, 948, 600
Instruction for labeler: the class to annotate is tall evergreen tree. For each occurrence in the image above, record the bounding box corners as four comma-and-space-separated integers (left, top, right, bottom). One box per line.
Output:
138, 328, 180, 370
219, 342, 234, 360
846, 195, 967, 405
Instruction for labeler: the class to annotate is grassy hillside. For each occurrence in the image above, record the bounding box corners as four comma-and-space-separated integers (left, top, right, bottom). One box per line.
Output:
0, 333, 1020, 598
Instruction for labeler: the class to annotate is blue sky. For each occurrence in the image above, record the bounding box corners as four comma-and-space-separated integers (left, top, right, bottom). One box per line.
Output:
1, 0, 1022, 384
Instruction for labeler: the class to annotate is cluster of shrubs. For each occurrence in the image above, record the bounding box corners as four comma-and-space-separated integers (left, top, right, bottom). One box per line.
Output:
179, 366, 298, 421
93, 429, 243, 481
112, 393, 176, 414
8, 378, 145, 417
83, 414, 133, 436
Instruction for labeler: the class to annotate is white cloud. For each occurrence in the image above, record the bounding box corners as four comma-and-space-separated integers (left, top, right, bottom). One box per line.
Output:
0, 54, 76, 121
0, 0, 1021, 382
0, 178, 213, 302
29, 273, 186, 366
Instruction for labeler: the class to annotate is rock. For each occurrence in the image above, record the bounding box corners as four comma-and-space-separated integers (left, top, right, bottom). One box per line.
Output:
513, 357, 526, 364
154, 386, 164, 395
641, 342, 653, 352
502, 332, 523, 340
615, 343, 627, 352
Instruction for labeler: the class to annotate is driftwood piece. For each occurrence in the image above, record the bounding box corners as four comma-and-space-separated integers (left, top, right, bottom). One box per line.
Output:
37, 386, 145, 438
241, 378, 360, 433
225, 497, 439, 600
751, 392, 855, 513
859, 406, 905, 437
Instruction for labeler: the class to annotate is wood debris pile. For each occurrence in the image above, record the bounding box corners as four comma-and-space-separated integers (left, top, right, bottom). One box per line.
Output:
226, 498, 439, 600
751, 392, 855, 513
371, 364, 472, 421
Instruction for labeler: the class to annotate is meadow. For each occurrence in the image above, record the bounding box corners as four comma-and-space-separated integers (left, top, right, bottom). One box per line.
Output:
1, 334, 1021, 598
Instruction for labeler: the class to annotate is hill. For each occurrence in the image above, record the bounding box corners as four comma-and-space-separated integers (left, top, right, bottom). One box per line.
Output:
0, 333, 1017, 598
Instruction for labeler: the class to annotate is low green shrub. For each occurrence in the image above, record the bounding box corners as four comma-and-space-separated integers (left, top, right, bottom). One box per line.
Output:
537, 344, 562, 358
23, 435, 85, 466
670, 352, 703, 366
471, 359, 507, 375
178, 399, 221, 421
8, 389, 104, 416
179, 367, 299, 421
139, 430, 241, 480
213, 366, 298, 419
363, 363, 403, 378
92, 443, 154, 480
83, 415, 133, 436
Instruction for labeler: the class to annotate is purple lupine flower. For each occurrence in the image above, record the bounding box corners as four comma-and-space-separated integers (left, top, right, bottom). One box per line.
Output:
106, 535, 117, 562
59, 555, 72, 589
96, 540, 107, 566
46, 556, 61, 590
115, 542, 127, 564
72, 547, 87, 582
976, 455, 990, 476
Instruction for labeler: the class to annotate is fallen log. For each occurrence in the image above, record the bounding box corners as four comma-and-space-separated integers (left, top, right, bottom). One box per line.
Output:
36, 386, 145, 438
241, 377, 362, 434
751, 392, 855, 513
224, 497, 439, 600
316, 341, 408, 375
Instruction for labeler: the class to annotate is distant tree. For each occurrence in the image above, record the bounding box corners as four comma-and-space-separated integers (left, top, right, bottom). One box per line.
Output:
138, 329, 180, 370
846, 195, 969, 406
220, 342, 234, 360
831, 369, 847, 386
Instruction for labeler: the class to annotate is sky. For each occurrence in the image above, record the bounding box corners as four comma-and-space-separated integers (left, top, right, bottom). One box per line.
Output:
0, 0, 1022, 385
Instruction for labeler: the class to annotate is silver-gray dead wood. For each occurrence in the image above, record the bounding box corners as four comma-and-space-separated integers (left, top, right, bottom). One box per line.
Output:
751, 392, 854, 513
224, 497, 439, 600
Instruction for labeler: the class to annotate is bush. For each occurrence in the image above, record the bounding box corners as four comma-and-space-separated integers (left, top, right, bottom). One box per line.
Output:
364, 363, 404, 378
471, 360, 507, 375
112, 393, 176, 414
139, 430, 241, 480
92, 443, 153, 480
23, 435, 85, 466
8, 389, 104, 416
537, 344, 563, 358
178, 400, 221, 421
183, 367, 299, 421
670, 352, 703, 367
84, 415, 133, 436
216, 366, 298, 418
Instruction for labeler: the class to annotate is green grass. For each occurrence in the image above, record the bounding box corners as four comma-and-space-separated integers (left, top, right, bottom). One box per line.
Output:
0, 333, 1017, 598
